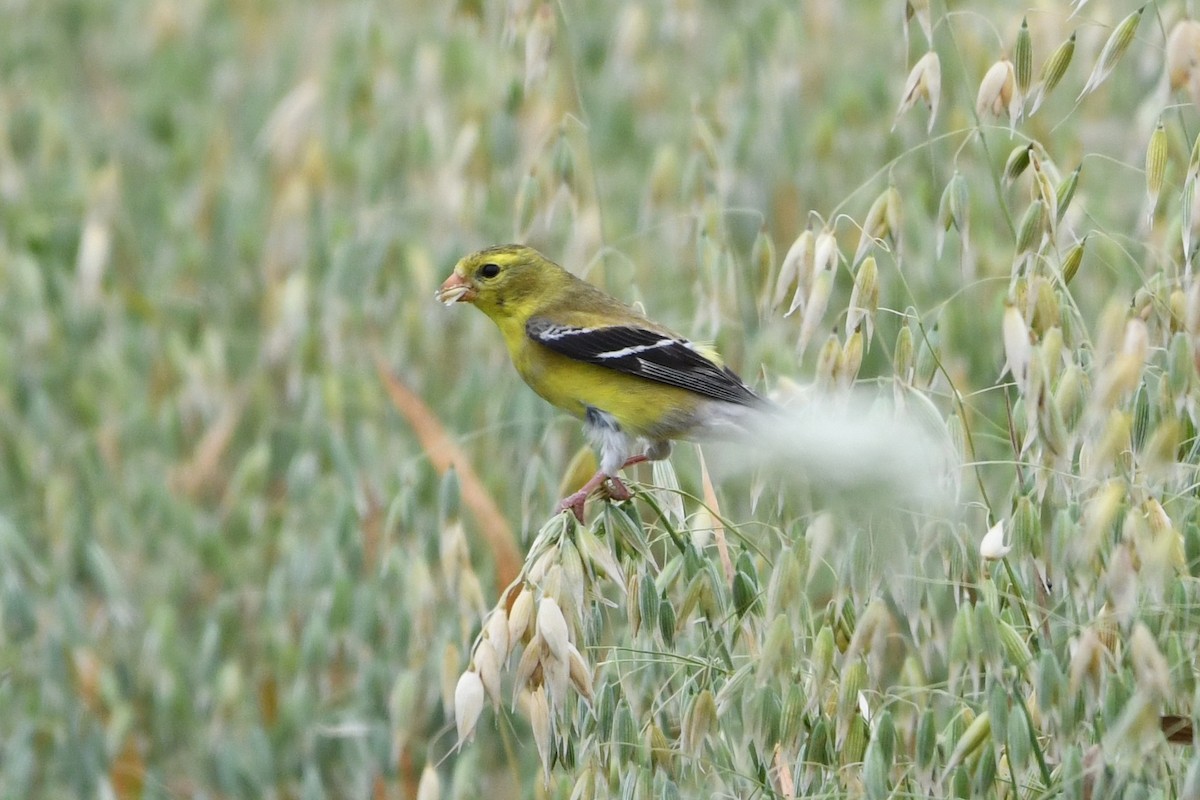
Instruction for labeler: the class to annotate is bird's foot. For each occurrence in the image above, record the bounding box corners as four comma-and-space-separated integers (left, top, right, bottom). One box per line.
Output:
558, 455, 650, 522
557, 489, 591, 523
603, 476, 632, 502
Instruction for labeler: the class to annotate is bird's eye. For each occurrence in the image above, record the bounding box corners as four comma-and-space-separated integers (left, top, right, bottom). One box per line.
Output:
479, 263, 501, 279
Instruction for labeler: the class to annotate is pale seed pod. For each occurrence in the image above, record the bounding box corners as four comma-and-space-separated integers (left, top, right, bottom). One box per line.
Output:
1032, 278, 1061, 334
566, 643, 594, 703
980, 520, 1011, 560
417, 763, 441, 800
976, 59, 1016, 120
483, 609, 511, 663
895, 50, 941, 133
1029, 150, 1059, 231
626, 570, 642, 634
907, 0, 932, 45
814, 226, 840, 274
512, 634, 543, 701
937, 170, 970, 258
542, 646, 569, 710
527, 686, 553, 782
474, 640, 502, 710
1029, 31, 1075, 115
1078, 6, 1144, 100
1015, 18, 1033, 94
1003, 302, 1032, 391
1003, 144, 1033, 185
945, 710, 991, 773
454, 669, 486, 745
507, 586, 534, 647
1055, 165, 1081, 223
1166, 19, 1200, 93
537, 597, 570, 663
815, 332, 842, 386
776, 228, 814, 312
796, 265, 834, 357
841, 328, 864, 386
884, 185, 902, 243
846, 255, 879, 340
855, 189, 891, 265
1061, 236, 1086, 284
1146, 119, 1168, 219
949, 168, 970, 228
894, 324, 915, 382
557, 536, 586, 624
577, 525, 623, 586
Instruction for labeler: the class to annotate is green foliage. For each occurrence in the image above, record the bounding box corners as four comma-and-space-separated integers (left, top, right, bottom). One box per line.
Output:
3, 0, 1200, 798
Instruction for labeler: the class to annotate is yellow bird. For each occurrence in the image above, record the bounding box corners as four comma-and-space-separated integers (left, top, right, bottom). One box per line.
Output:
437, 244, 766, 521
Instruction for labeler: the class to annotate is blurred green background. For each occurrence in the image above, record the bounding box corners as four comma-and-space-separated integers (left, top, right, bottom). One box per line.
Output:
4, 0, 1200, 797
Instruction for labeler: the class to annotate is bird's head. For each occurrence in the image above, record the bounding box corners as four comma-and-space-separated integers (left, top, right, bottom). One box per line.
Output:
437, 244, 552, 320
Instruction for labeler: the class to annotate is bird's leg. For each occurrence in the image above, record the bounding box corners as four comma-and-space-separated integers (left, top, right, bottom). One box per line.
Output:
558, 455, 651, 522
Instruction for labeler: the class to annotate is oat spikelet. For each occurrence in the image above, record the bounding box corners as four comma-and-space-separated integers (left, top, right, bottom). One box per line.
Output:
1055, 165, 1081, 224
936, 170, 970, 259
1167, 19, 1200, 109
905, 0, 932, 47
976, 59, 1017, 123
1003, 144, 1032, 185
895, 50, 941, 133
1078, 6, 1144, 100
1029, 31, 1076, 115
777, 228, 815, 313
1145, 119, 1167, 221
1061, 236, 1087, 284
1014, 17, 1033, 96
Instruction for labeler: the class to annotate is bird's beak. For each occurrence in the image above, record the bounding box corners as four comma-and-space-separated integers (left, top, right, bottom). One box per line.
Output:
436, 271, 476, 305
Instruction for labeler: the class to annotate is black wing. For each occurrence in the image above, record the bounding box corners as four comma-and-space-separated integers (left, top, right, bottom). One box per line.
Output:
526, 317, 760, 406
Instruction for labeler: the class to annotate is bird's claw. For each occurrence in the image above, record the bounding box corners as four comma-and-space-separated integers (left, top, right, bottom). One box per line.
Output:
558, 475, 634, 523
558, 490, 589, 523
603, 476, 632, 502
